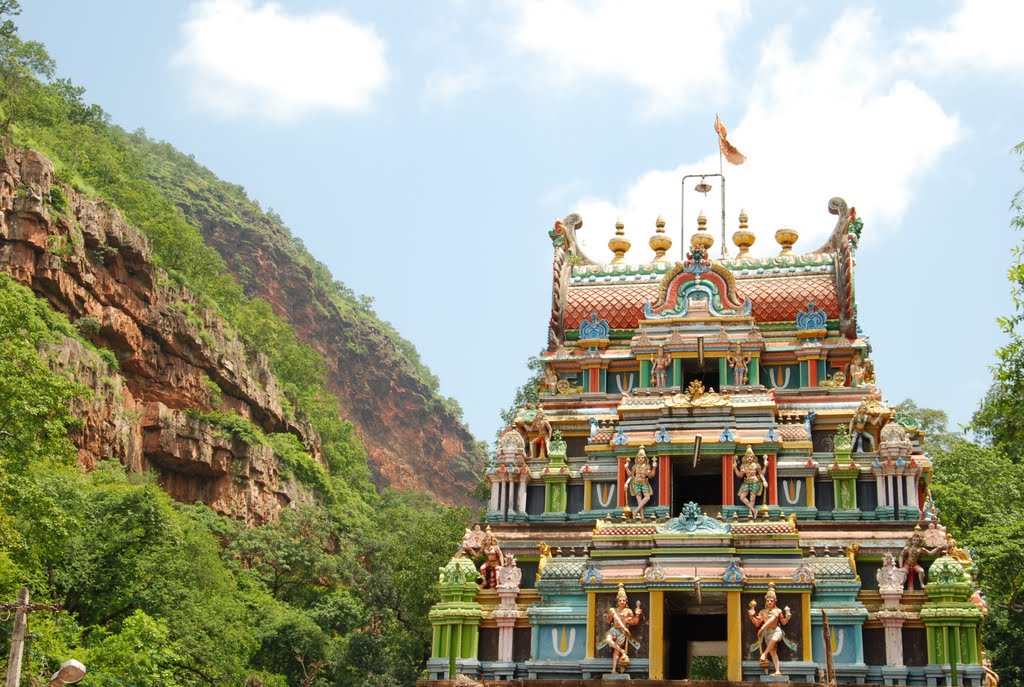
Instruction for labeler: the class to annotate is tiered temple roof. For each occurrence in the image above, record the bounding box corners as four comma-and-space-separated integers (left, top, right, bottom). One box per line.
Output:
423, 197, 987, 686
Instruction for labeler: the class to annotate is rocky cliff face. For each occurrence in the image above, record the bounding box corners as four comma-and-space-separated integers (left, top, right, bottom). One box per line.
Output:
169, 190, 485, 508
0, 141, 312, 524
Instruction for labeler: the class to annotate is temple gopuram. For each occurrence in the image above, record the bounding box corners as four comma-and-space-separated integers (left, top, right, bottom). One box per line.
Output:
425, 199, 992, 685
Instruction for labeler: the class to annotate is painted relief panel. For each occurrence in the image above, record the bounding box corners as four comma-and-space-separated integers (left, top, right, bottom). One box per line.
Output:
608, 370, 637, 395
536, 624, 586, 660
740, 591, 802, 664
593, 591, 649, 661
778, 477, 809, 509
763, 365, 799, 390
590, 481, 618, 511
811, 623, 860, 663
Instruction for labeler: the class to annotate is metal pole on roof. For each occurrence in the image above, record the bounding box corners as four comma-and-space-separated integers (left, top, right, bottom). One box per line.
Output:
680, 173, 726, 258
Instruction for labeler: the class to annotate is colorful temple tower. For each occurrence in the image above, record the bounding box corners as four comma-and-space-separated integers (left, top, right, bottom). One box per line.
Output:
426, 199, 988, 684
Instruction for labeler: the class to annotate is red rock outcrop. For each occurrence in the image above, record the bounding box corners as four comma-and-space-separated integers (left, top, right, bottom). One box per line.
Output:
0, 140, 314, 524
168, 183, 485, 507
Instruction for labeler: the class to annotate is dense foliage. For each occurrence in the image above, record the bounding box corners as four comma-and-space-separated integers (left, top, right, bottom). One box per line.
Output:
904, 143, 1024, 687
0, 275, 467, 687
0, 4, 473, 686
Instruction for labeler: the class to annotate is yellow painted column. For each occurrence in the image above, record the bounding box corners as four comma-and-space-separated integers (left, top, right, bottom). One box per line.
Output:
587, 593, 597, 658
727, 590, 742, 681
649, 590, 664, 679
802, 593, 812, 661
806, 476, 815, 507
584, 481, 593, 510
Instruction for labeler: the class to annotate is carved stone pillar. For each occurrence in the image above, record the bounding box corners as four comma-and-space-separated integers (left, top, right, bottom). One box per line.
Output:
495, 562, 523, 663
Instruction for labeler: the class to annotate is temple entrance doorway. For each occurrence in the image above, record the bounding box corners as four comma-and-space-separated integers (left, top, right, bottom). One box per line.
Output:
663, 591, 728, 680
680, 358, 718, 392
671, 452, 722, 516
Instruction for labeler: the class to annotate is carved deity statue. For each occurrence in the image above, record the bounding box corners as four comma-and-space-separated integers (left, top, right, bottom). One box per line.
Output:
514, 403, 553, 459
536, 542, 553, 582
983, 656, 1000, 687
542, 365, 559, 394
625, 446, 658, 519
849, 398, 885, 452
727, 342, 751, 386
899, 525, 942, 590
651, 346, 671, 388
847, 352, 868, 388
603, 583, 643, 674
946, 533, 975, 568
733, 446, 768, 517
747, 583, 794, 676
478, 526, 505, 589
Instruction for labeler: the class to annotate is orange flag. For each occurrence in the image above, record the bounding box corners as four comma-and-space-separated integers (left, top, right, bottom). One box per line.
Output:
714, 114, 746, 165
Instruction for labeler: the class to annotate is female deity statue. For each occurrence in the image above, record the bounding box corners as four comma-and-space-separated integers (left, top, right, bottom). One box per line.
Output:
747, 583, 795, 676
604, 583, 643, 674
625, 446, 658, 519
733, 445, 768, 517
478, 526, 504, 589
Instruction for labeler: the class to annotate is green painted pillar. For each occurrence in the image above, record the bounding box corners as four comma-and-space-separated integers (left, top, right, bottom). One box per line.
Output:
640, 359, 652, 387
450, 624, 461, 678
749, 357, 760, 386
671, 358, 682, 388
599, 367, 608, 393
582, 370, 590, 393
799, 360, 809, 387
719, 358, 728, 389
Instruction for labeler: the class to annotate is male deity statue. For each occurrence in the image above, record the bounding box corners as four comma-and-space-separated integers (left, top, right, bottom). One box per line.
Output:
478, 526, 505, 589
603, 583, 643, 674
899, 524, 942, 590
625, 446, 658, 519
733, 446, 768, 517
651, 346, 671, 388
983, 655, 1000, 687
727, 342, 751, 386
747, 583, 795, 676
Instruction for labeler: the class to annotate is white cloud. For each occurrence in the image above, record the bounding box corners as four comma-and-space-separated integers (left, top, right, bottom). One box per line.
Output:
508, 0, 749, 115
901, 0, 1024, 73
174, 0, 389, 121
423, 68, 485, 104
568, 9, 961, 263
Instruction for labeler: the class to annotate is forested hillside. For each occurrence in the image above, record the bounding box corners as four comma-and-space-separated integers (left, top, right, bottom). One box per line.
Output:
0, 4, 478, 686
0, 3, 484, 503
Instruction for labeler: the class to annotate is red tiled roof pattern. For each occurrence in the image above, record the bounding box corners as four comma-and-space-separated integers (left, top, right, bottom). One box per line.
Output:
566, 285, 660, 330
565, 275, 838, 329
744, 276, 839, 323
778, 423, 809, 441
595, 524, 658, 536
731, 521, 797, 535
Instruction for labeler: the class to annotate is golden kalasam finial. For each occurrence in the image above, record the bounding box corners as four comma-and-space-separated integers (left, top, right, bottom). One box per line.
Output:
733, 209, 755, 258
691, 211, 714, 251
609, 217, 631, 264
775, 227, 799, 256
649, 215, 672, 263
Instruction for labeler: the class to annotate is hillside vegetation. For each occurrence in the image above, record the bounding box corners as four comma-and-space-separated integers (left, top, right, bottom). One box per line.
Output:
0, 4, 474, 686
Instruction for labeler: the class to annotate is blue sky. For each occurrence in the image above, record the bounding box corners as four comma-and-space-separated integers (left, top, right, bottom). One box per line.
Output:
19, 0, 1024, 441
